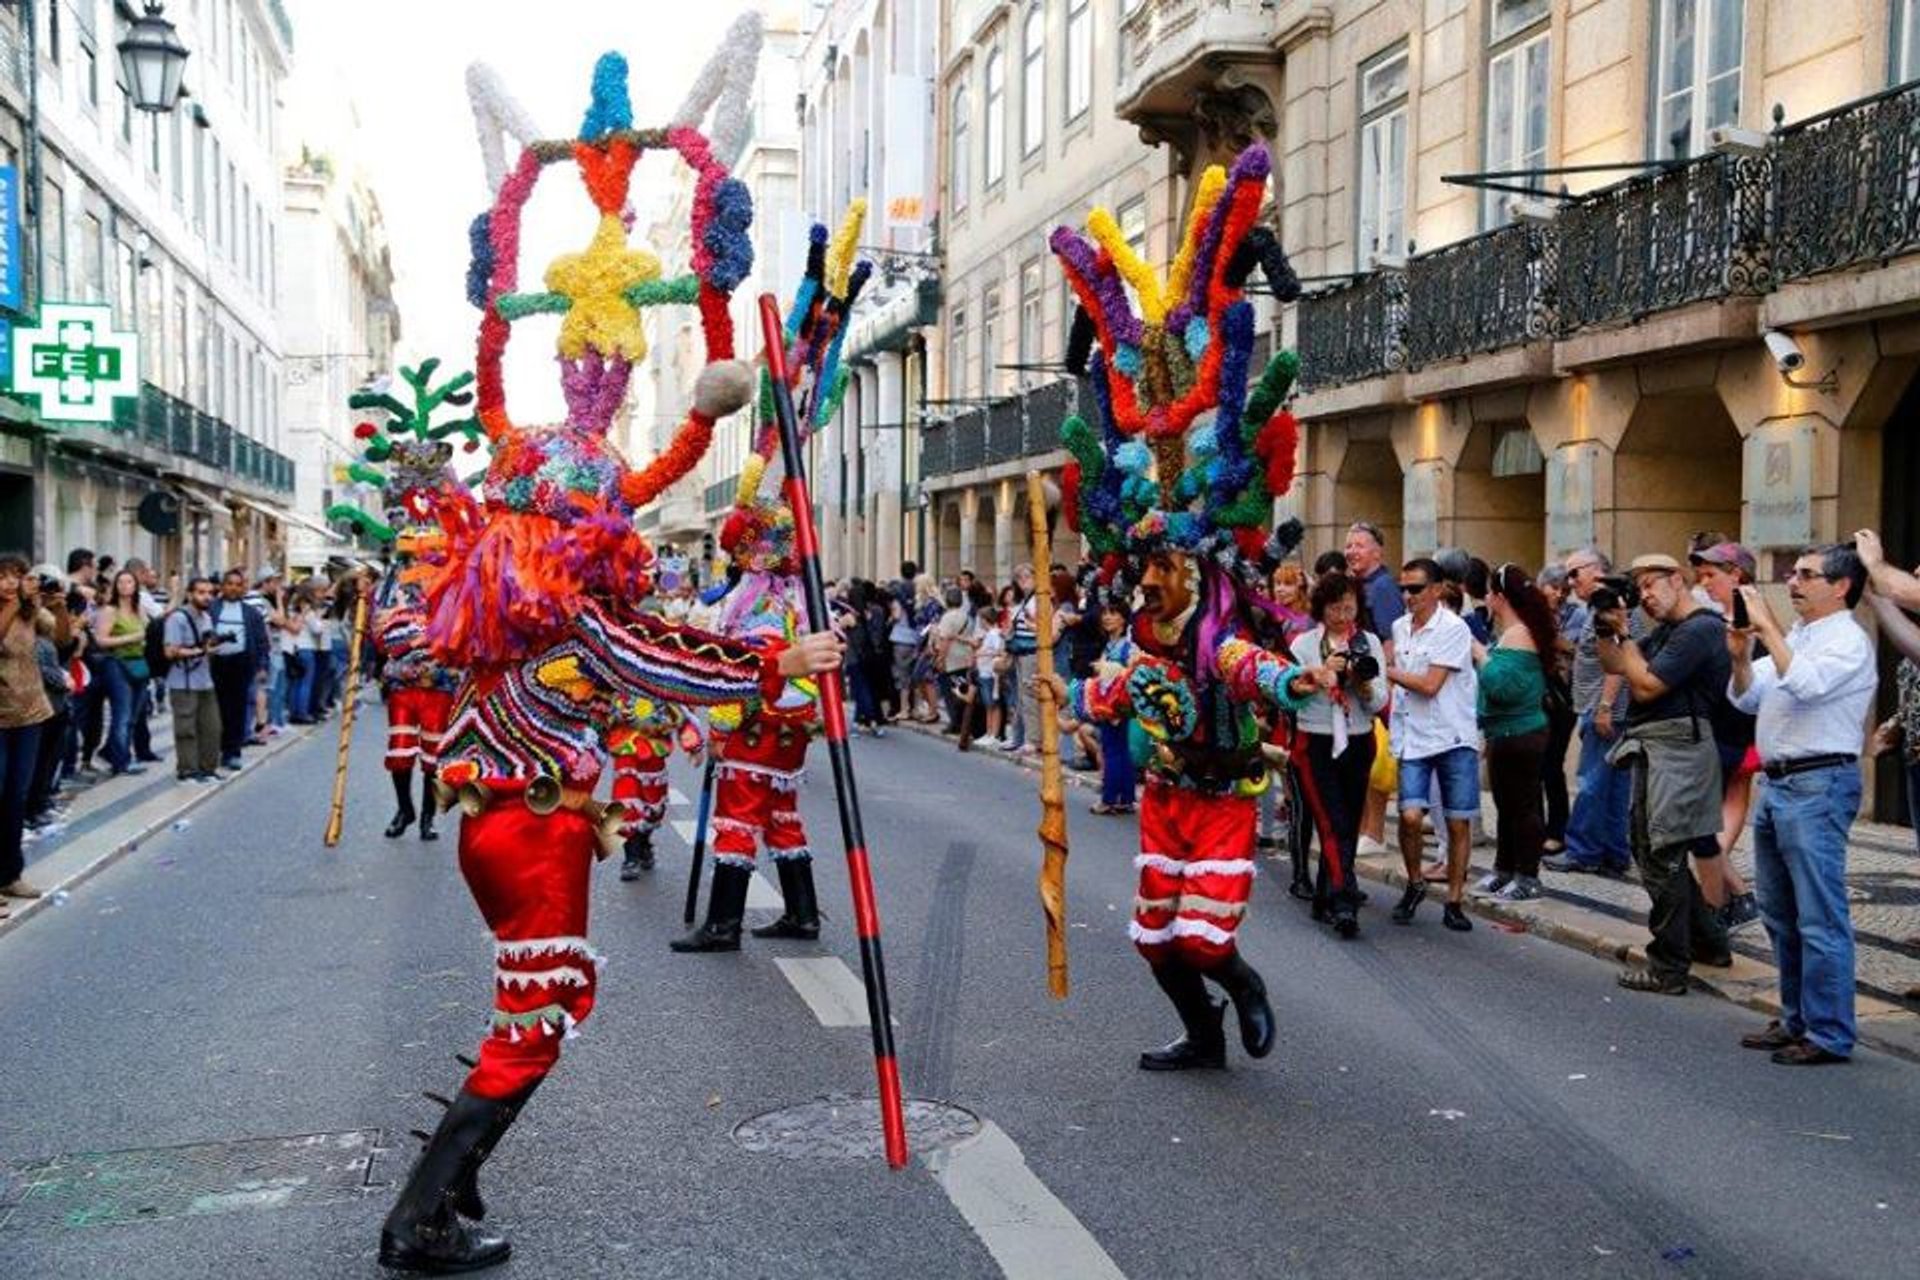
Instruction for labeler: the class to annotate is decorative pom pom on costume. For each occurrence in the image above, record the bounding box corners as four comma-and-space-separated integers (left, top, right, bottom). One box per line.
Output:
695, 359, 754, 419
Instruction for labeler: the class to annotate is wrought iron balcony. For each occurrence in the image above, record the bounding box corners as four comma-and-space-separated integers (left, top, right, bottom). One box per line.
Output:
918, 380, 1078, 483
1297, 271, 1407, 392
1117, 0, 1283, 158
1554, 150, 1770, 333
1772, 79, 1920, 282
1403, 223, 1556, 368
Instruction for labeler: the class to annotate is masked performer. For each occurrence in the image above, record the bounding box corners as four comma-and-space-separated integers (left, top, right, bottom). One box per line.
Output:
1037, 142, 1311, 1073
328, 359, 483, 843
606, 697, 701, 879
674, 203, 871, 953
377, 21, 841, 1273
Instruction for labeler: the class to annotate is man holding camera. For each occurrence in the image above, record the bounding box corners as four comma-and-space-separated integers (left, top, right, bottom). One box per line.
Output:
163, 576, 225, 782
1547, 549, 1641, 875
1726, 544, 1875, 1065
1594, 554, 1733, 995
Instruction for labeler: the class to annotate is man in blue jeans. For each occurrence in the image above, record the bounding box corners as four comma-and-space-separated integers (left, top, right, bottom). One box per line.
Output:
1548, 547, 1640, 874
1727, 544, 1875, 1065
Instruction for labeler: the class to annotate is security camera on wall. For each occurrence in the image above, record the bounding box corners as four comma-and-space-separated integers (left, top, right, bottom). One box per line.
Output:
1763, 328, 1806, 374
1708, 125, 1769, 156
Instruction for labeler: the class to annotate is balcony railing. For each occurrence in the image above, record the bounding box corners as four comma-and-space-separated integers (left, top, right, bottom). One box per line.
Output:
918, 379, 1078, 482
1404, 222, 1557, 368
1297, 272, 1407, 392
91, 382, 295, 493
1554, 150, 1769, 333
1772, 79, 1920, 282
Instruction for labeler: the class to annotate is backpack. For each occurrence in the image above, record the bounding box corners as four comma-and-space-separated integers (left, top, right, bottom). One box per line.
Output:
145, 609, 195, 681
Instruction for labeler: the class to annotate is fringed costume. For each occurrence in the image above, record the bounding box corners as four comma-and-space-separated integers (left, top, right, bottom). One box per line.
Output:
673, 202, 871, 953
1050, 141, 1310, 1072
329, 360, 484, 844
378, 19, 783, 1273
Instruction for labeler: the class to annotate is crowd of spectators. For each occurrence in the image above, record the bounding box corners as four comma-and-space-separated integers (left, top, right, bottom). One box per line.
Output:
0, 546, 374, 920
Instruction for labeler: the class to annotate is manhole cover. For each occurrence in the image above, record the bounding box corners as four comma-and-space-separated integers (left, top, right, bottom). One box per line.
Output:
0, 1129, 387, 1231
731, 1097, 981, 1160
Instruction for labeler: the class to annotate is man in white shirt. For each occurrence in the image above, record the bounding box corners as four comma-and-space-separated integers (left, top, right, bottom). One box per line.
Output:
1384, 557, 1480, 933
1727, 544, 1875, 1065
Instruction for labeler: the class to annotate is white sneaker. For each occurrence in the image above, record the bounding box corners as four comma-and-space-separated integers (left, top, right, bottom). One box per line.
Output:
1472, 872, 1510, 896
1356, 835, 1387, 856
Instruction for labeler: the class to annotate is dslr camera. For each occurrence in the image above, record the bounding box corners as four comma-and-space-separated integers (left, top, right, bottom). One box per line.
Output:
1337, 632, 1382, 686
1589, 575, 1641, 637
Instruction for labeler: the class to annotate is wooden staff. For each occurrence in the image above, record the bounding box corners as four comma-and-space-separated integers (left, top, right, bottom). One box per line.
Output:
322, 587, 372, 848
1026, 470, 1070, 998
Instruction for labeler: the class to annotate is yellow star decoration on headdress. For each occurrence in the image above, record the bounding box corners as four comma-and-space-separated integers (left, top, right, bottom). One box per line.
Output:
545, 212, 660, 361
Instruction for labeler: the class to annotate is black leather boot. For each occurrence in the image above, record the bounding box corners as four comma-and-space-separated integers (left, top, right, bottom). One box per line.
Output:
377, 1089, 514, 1273
619, 831, 653, 882
1138, 962, 1227, 1071
750, 858, 820, 940
1207, 951, 1276, 1058
448, 1078, 538, 1222
385, 769, 417, 839
418, 771, 439, 842
670, 863, 751, 952
1213, 955, 1274, 1059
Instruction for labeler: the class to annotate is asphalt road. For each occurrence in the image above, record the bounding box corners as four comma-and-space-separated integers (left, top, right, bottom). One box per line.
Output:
0, 714, 1915, 1279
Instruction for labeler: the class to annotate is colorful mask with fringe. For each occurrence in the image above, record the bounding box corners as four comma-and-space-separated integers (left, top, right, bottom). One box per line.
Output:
719, 201, 872, 577
327, 358, 480, 551
424, 14, 765, 666
1050, 143, 1305, 585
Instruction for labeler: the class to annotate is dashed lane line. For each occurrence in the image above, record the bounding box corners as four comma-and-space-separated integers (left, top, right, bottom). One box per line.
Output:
924, 1121, 1129, 1280
664, 818, 781, 908
771, 955, 897, 1028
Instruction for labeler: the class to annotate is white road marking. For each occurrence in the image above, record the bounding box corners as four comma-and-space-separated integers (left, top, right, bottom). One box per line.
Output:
772, 956, 896, 1027
924, 1121, 1128, 1280
671, 818, 698, 845
746, 871, 782, 910
668, 787, 688, 806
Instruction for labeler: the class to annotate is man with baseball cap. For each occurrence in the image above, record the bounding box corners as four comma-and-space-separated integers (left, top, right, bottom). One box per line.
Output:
1595, 553, 1734, 995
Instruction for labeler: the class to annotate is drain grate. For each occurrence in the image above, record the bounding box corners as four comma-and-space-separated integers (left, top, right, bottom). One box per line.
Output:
731, 1096, 981, 1160
0, 1129, 388, 1231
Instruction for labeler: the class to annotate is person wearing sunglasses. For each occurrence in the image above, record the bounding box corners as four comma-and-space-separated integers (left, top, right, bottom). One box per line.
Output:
1383, 559, 1480, 932
1725, 543, 1876, 1065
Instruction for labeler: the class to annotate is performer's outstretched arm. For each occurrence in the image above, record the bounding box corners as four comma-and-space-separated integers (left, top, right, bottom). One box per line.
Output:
564, 599, 838, 714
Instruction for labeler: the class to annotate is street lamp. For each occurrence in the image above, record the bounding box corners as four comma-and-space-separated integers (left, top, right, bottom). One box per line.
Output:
117, 2, 190, 114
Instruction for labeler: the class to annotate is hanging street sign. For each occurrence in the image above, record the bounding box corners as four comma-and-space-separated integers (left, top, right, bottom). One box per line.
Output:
4, 301, 141, 424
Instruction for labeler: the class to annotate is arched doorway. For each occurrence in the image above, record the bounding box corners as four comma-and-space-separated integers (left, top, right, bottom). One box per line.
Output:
1454, 422, 1547, 570
1612, 394, 1741, 564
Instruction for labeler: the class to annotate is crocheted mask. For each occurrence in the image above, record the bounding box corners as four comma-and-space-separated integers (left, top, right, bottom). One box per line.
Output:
424, 15, 765, 664
720, 201, 872, 576
1050, 142, 1305, 580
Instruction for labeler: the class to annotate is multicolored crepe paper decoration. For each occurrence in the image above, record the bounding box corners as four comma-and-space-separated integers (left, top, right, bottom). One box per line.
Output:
1049, 143, 1304, 570
324, 357, 479, 544
722, 200, 872, 576
422, 14, 765, 666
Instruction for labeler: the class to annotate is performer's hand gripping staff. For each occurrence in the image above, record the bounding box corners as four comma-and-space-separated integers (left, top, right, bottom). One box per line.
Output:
758, 294, 910, 1170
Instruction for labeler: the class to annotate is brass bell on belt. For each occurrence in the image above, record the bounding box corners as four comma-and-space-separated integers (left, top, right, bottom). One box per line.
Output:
524, 775, 563, 816
457, 784, 490, 818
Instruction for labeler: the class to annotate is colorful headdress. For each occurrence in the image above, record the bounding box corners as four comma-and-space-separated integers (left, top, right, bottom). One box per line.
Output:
719, 201, 872, 575
424, 15, 765, 665
1049, 143, 1304, 578
327, 358, 479, 549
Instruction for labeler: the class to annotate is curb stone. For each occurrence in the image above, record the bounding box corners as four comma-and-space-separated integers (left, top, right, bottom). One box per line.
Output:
0, 721, 321, 940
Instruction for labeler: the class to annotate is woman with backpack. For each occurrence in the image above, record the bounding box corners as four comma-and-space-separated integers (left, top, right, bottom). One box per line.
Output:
91, 570, 151, 776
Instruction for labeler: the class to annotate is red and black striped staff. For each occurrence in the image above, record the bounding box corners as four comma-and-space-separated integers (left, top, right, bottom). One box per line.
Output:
758, 294, 908, 1170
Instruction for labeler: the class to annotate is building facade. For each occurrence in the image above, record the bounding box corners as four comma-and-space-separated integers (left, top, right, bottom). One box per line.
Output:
0, 0, 300, 576
278, 137, 397, 574
797, 0, 940, 584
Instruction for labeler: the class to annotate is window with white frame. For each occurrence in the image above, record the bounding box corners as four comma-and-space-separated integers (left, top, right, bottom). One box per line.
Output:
949, 306, 969, 398
1066, 0, 1092, 123
1483, 0, 1550, 227
1654, 0, 1744, 159
984, 47, 1006, 188
1018, 259, 1043, 386
981, 287, 1001, 397
1117, 197, 1148, 261
1895, 0, 1920, 83
1021, 7, 1045, 157
1357, 45, 1410, 265
950, 82, 970, 212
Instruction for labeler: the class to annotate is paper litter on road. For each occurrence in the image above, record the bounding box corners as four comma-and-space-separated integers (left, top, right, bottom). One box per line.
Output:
1428, 1108, 1466, 1121
1567, 1073, 1588, 1081
1790, 1130, 1853, 1142
170, 820, 192, 832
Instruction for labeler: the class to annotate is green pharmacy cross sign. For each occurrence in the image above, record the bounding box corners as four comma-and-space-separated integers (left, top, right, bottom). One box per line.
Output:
5, 302, 141, 425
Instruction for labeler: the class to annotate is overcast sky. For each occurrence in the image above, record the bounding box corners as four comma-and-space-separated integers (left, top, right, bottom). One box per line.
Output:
292, 1, 765, 418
